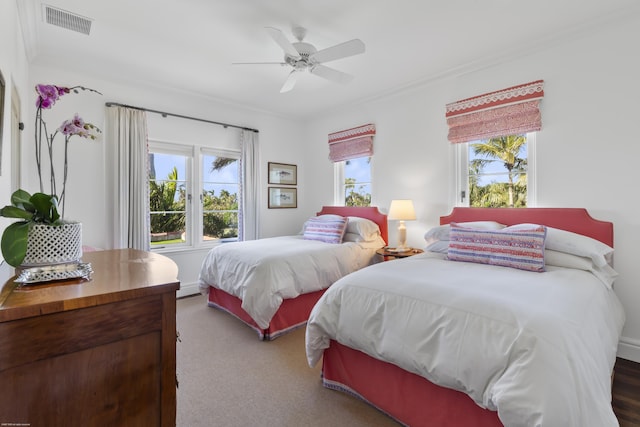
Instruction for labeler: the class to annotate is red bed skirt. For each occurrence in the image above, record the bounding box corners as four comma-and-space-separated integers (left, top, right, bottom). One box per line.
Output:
322, 340, 503, 427
207, 286, 327, 340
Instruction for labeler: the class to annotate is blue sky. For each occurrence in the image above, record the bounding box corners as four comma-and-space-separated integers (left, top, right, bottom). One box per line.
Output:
151, 153, 239, 195
345, 156, 371, 182
469, 143, 527, 186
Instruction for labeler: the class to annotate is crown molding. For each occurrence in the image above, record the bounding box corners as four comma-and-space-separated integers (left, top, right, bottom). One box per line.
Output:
16, 0, 40, 62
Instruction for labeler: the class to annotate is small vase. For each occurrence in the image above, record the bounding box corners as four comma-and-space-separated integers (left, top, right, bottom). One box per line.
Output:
21, 221, 83, 267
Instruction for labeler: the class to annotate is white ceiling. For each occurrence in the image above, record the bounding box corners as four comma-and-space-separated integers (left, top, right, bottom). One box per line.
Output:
17, 0, 640, 119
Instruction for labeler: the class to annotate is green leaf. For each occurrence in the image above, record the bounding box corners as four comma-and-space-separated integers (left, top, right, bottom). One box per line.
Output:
10, 189, 34, 212
0, 205, 34, 220
30, 193, 60, 223
1, 221, 29, 267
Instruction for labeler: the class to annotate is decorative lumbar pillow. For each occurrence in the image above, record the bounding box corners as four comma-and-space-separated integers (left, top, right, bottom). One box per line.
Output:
424, 221, 506, 245
300, 214, 344, 234
303, 216, 349, 244
447, 223, 547, 272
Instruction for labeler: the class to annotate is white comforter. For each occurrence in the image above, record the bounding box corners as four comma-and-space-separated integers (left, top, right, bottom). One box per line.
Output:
306, 253, 626, 427
198, 236, 380, 329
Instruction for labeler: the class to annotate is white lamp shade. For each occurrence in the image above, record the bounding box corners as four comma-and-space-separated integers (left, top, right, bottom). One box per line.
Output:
388, 199, 416, 221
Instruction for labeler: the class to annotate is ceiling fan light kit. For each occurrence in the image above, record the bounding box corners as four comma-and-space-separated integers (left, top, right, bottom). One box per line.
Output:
234, 26, 365, 93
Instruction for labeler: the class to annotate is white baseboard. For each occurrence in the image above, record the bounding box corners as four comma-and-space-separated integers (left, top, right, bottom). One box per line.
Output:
617, 336, 640, 363
177, 281, 201, 299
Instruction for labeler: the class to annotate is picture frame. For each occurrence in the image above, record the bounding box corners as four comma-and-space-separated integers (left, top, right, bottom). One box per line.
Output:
268, 187, 297, 209
268, 162, 297, 185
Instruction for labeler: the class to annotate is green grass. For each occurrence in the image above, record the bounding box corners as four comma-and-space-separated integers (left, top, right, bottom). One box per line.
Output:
151, 238, 184, 246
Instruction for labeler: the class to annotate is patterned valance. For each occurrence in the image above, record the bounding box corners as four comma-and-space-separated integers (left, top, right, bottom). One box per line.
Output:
445, 80, 544, 144
328, 123, 375, 162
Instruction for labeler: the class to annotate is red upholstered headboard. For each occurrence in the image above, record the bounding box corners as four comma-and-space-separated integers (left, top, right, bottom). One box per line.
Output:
440, 207, 613, 247
317, 206, 388, 245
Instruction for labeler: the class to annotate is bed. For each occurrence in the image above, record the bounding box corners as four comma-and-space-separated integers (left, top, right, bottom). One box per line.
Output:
305, 207, 626, 427
198, 206, 388, 340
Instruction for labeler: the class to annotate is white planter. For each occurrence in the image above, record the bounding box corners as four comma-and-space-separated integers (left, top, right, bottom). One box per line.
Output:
22, 222, 83, 267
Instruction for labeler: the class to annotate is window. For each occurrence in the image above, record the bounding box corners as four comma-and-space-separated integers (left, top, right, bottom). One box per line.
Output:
334, 156, 372, 206
456, 133, 535, 207
148, 141, 240, 249
446, 80, 543, 208
149, 148, 189, 246
202, 153, 239, 242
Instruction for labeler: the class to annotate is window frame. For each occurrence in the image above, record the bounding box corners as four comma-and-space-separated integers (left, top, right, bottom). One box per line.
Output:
454, 132, 536, 207
148, 141, 192, 251
148, 139, 241, 253
333, 156, 373, 207
199, 147, 241, 245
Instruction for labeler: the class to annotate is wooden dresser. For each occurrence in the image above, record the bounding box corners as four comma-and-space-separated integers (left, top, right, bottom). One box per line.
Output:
0, 249, 180, 427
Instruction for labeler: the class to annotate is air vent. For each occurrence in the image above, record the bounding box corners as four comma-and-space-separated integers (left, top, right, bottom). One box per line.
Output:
43, 4, 92, 35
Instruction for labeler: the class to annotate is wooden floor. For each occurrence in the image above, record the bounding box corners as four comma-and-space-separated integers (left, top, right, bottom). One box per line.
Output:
612, 357, 640, 427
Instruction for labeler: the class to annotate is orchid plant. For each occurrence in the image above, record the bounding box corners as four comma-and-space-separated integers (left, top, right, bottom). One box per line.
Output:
34, 84, 102, 216
0, 84, 101, 267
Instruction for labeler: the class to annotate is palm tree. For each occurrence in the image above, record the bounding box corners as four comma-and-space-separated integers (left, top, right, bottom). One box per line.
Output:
210, 157, 235, 172
471, 135, 527, 207
149, 166, 184, 233
468, 160, 482, 207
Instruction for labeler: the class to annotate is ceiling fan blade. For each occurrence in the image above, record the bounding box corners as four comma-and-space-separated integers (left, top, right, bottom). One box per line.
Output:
310, 39, 365, 64
280, 70, 298, 93
310, 65, 354, 84
265, 27, 300, 59
232, 62, 286, 66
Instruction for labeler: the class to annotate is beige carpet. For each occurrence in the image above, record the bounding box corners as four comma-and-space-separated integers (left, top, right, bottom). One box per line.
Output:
176, 294, 401, 427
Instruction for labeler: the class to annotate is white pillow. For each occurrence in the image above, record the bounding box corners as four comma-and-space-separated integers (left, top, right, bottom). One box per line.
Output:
544, 250, 593, 270
425, 240, 449, 254
354, 235, 387, 249
346, 216, 381, 241
343, 232, 365, 242
590, 264, 618, 289
424, 221, 506, 245
504, 224, 614, 268
544, 249, 618, 289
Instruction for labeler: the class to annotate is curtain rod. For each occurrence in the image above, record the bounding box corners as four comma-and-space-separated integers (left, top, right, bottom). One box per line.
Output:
104, 102, 259, 133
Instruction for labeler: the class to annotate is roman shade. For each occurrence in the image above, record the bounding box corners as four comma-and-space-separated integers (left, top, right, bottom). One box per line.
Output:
328, 123, 375, 162
445, 80, 544, 144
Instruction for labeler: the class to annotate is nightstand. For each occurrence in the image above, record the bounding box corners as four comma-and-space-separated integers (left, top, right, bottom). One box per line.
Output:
376, 247, 424, 261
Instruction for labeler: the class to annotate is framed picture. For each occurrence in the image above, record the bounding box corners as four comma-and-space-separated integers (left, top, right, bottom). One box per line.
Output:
268, 162, 297, 185
268, 187, 297, 209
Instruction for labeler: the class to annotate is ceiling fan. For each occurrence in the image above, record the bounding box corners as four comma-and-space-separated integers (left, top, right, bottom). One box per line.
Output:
234, 26, 365, 93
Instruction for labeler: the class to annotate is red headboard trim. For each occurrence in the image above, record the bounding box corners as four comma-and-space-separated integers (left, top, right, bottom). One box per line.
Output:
440, 207, 613, 247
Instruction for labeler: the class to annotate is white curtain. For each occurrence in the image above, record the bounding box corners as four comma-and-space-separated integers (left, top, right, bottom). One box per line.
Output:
106, 106, 150, 250
240, 129, 260, 240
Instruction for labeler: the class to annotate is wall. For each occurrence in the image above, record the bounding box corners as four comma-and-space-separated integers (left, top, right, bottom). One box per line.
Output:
303, 14, 640, 362
0, 0, 29, 237
20, 64, 306, 297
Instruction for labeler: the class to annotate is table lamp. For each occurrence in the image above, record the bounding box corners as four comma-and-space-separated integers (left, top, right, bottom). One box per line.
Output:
388, 199, 416, 252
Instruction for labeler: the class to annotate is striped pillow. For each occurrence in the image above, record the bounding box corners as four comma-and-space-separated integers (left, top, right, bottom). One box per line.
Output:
447, 223, 547, 272
303, 216, 348, 244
